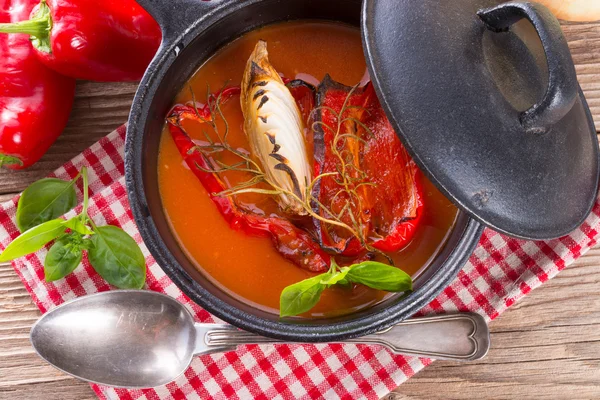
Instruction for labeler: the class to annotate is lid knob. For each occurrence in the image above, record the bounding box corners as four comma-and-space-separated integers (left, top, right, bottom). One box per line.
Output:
478, 2, 578, 135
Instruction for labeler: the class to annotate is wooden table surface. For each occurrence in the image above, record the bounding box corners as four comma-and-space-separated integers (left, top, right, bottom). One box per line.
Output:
1, 21, 599, 400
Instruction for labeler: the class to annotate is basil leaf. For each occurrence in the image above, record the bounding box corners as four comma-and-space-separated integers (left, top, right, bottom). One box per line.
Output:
0, 219, 66, 262
88, 226, 146, 289
44, 238, 83, 281
16, 178, 77, 232
346, 261, 412, 292
280, 273, 331, 317
335, 277, 352, 288
63, 217, 94, 235
320, 267, 350, 286
80, 238, 94, 251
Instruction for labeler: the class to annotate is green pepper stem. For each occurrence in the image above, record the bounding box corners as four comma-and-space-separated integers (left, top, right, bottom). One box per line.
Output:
0, 18, 48, 36
0, 154, 24, 169
0, 0, 52, 53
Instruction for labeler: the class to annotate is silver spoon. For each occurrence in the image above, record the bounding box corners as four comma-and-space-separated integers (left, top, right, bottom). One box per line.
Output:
30, 290, 490, 388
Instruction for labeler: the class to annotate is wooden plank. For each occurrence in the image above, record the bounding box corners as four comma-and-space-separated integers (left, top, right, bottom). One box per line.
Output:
390, 248, 600, 400
0, 382, 96, 400
0, 19, 599, 400
563, 22, 600, 127
0, 263, 96, 399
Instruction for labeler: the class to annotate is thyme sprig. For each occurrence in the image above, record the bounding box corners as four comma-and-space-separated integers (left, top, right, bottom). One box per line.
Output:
175, 84, 387, 258
309, 85, 378, 245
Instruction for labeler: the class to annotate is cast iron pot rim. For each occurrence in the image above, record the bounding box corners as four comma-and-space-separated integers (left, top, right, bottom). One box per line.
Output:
125, 1, 485, 342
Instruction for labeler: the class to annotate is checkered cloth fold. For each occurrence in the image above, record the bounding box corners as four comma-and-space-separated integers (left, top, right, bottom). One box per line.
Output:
1, 125, 598, 400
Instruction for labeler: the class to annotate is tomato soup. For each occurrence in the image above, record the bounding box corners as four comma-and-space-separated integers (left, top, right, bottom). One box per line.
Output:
158, 22, 459, 317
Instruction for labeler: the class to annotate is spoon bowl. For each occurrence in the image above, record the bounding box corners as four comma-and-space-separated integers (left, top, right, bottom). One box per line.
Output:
31, 290, 196, 388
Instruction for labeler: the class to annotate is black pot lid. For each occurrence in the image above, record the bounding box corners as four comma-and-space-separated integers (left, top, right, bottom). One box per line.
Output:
362, 0, 599, 240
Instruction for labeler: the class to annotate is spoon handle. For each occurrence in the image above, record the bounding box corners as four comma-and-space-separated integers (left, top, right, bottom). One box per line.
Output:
348, 313, 490, 361
195, 313, 490, 361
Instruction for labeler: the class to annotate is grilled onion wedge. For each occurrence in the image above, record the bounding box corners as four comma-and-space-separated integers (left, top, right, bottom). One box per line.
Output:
240, 40, 312, 215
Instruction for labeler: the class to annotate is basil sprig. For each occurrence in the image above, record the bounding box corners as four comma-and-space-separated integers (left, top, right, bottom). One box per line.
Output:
279, 260, 412, 317
0, 167, 146, 288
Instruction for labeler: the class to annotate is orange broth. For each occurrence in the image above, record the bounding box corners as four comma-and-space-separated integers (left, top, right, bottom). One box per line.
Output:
157, 22, 459, 317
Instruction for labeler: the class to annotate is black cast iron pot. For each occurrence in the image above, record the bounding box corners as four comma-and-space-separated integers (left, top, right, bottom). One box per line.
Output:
124, 0, 552, 342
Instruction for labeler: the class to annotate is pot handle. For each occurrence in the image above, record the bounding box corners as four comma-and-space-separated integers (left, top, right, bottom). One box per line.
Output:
135, 0, 229, 46
478, 2, 578, 135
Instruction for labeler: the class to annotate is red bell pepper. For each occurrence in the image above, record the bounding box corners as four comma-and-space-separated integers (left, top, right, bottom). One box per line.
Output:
173, 86, 242, 122
0, 0, 161, 81
167, 104, 330, 273
286, 79, 316, 123
0, 0, 75, 169
313, 76, 423, 254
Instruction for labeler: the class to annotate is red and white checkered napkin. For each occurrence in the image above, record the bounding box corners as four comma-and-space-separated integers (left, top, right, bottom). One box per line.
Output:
1, 125, 599, 400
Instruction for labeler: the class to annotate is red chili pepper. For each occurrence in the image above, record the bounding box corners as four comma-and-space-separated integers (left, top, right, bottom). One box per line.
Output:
313, 76, 423, 254
167, 105, 330, 273
0, 0, 161, 81
0, 0, 75, 169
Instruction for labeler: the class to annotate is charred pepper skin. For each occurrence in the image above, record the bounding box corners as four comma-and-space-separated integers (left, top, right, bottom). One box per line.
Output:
0, 0, 161, 82
0, 0, 75, 169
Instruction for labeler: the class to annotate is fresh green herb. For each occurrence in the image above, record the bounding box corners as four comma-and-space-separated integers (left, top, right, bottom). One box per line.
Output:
0, 219, 65, 262
319, 266, 350, 286
280, 273, 332, 318
0, 167, 147, 289
279, 260, 412, 317
16, 177, 78, 232
88, 225, 146, 289
63, 217, 94, 235
44, 236, 83, 282
346, 261, 412, 292
335, 277, 352, 288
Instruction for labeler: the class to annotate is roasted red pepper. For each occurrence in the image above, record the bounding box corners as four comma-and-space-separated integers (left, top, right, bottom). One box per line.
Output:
0, 0, 75, 169
0, 0, 161, 81
167, 105, 330, 272
182, 83, 312, 123
313, 76, 423, 254
286, 79, 316, 123
166, 76, 422, 270
173, 86, 241, 122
